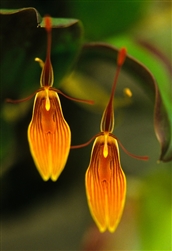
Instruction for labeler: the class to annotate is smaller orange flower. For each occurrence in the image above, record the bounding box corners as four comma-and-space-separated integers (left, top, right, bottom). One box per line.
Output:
6, 16, 93, 181
26, 17, 71, 181
72, 48, 148, 232
28, 89, 71, 181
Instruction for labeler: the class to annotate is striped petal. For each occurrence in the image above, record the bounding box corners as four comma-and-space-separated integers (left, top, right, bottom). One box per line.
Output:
28, 90, 71, 181
85, 134, 126, 232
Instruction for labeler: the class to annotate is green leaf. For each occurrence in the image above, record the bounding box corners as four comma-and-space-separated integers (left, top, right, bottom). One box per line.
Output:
107, 36, 172, 162
63, 42, 172, 162
0, 7, 83, 101
67, 1, 148, 40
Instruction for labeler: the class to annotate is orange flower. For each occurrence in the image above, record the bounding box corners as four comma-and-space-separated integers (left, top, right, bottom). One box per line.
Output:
26, 17, 71, 181
72, 48, 148, 232
86, 133, 126, 232
85, 49, 127, 232
28, 89, 71, 181
6, 16, 93, 181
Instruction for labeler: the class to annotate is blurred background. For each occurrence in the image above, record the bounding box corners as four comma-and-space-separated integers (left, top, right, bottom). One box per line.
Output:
0, 1, 171, 250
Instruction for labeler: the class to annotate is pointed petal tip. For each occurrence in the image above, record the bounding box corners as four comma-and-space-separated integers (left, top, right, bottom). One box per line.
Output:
98, 226, 106, 233
95, 217, 121, 233
44, 15, 52, 32
41, 174, 50, 182
118, 47, 127, 66
51, 177, 58, 182
51, 172, 62, 182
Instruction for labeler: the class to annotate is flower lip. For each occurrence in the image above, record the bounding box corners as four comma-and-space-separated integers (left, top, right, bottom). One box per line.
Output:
85, 134, 126, 232
28, 90, 71, 181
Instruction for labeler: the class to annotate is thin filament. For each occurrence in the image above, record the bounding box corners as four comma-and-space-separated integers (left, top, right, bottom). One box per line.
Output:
5, 89, 42, 104
71, 133, 102, 149
111, 134, 149, 161
44, 15, 52, 62
50, 87, 94, 105
40, 16, 54, 87
100, 48, 127, 132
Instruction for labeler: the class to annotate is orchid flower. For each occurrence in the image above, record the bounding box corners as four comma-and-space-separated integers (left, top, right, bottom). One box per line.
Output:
72, 48, 148, 232
6, 16, 93, 181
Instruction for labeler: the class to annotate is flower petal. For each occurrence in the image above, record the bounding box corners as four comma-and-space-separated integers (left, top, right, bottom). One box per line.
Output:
28, 90, 71, 181
85, 134, 126, 232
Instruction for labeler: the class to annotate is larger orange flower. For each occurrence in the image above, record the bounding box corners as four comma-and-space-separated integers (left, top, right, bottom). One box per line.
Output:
85, 49, 127, 232
7, 16, 93, 181
86, 133, 126, 232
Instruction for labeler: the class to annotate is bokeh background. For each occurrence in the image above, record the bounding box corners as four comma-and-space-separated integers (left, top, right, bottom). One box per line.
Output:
0, 1, 171, 250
